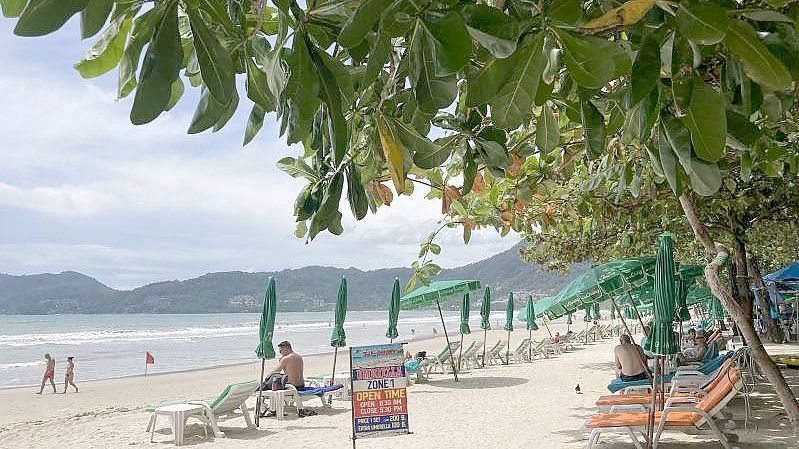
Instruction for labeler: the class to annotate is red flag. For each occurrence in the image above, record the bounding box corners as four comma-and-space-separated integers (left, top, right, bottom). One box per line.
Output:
145, 352, 155, 365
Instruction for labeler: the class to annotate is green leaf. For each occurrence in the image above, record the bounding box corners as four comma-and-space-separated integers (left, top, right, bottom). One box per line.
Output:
338, 0, 390, 48
741, 10, 793, 23
461, 4, 521, 58
364, 32, 390, 82
686, 157, 722, 196
130, 0, 182, 125
165, 77, 183, 111
409, 21, 458, 113
556, 29, 616, 89
489, 32, 547, 129
629, 34, 660, 107
309, 172, 344, 240
246, 60, 275, 112
378, 116, 406, 194
80, 0, 113, 38
724, 19, 792, 91
304, 32, 348, 165
276, 156, 319, 181
187, 87, 238, 134
674, 0, 729, 45
118, 9, 156, 99
546, 0, 582, 24
244, 105, 265, 146
420, 11, 472, 76
74, 14, 131, 79
346, 163, 368, 220
725, 110, 762, 146
656, 126, 683, 194
387, 117, 447, 169
581, 100, 605, 158
740, 151, 752, 182
294, 220, 308, 238
14, 0, 89, 36
682, 82, 726, 162
281, 32, 320, 144
1, 0, 27, 18
465, 55, 518, 107
536, 101, 559, 154
187, 5, 236, 106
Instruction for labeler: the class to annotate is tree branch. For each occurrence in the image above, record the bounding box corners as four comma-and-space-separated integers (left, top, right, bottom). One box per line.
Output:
678, 193, 716, 254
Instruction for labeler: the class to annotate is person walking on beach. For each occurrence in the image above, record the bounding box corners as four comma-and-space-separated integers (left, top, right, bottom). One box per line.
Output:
37, 353, 56, 394
62, 357, 78, 393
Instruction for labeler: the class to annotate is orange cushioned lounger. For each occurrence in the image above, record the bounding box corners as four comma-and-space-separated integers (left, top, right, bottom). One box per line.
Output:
584, 367, 741, 449
594, 359, 734, 409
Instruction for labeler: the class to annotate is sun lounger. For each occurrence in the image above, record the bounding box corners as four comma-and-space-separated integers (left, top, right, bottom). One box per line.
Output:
405, 358, 430, 382
146, 379, 258, 439
529, 340, 551, 359
510, 338, 532, 363
484, 340, 507, 365
429, 341, 461, 373
455, 341, 480, 370
607, 353, 732, 393
585, 367, 742, 449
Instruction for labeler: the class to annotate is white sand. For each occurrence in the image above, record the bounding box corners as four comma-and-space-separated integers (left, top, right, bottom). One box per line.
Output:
1, 322, 797, 449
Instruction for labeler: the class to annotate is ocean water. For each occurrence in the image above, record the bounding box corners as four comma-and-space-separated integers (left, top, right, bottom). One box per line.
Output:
0, 311, 510, 388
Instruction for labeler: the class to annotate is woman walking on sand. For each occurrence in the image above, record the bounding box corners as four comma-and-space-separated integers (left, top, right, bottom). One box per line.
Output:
37, 353, 56, 394
62, 357, 78, 393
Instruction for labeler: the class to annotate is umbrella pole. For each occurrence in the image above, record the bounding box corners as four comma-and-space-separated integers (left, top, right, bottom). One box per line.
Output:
506, 332, 511, 365
482, 329, 487, 368
628, 292, 648, 335
436, 300, 459, 381
458, 334, 464, 373
256, 358, 265, 427
331, 347, 339, 386
646, 355, 660, 448
543, 319, 553, 339
528, 329, 532, 362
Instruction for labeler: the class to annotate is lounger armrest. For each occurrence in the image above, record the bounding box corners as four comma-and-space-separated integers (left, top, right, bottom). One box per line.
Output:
664, 396, 699, 408
620, 385, 652, 395
670, 378, 703, 389
670, 385, 704, 395
609, 404, 647, 413
673, 370, 703, 378
675, 366, 702, 372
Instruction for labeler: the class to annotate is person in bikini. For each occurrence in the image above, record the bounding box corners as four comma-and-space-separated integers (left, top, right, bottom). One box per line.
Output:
62, 356, 78, 393
37, 353, 56, 394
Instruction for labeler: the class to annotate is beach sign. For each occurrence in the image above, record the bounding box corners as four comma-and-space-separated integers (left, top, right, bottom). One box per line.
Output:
349, 343, 410, 444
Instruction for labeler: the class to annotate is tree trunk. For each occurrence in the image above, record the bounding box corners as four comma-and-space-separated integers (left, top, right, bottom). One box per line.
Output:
748, 255, 784, 344
679, 194, 799, 436
732, 238, 754, 319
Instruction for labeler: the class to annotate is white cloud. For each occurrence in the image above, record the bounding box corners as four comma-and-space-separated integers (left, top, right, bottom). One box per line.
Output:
0, 29, 518, 288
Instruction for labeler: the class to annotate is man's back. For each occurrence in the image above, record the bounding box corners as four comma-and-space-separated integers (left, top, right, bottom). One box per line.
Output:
281, 352, 305, 387
614, 343, 646, 376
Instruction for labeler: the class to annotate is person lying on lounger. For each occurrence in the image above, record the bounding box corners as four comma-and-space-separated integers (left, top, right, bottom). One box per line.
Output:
677, 332, 707, 365
614, 334, 649, 381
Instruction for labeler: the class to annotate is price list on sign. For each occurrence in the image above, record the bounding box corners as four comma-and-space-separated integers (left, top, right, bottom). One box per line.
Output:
349, 343, 410, 442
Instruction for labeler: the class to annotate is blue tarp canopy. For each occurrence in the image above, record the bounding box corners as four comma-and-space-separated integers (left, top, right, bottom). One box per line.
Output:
765, 262, 799, 294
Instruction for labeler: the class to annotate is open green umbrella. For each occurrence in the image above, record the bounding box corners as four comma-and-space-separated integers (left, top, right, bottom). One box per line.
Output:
386, 278, 400, 342
645, 234, 680, 447
458, 293, 471, 371
504, 292, 514, 364
525, 296, 538, 361
480, 286, 491, 367
329, 276, 348, 388
401, 279, 481, 381
254, 276, 277, 427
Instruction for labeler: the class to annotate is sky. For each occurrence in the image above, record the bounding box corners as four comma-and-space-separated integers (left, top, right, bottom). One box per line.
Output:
0, 16, 517, 289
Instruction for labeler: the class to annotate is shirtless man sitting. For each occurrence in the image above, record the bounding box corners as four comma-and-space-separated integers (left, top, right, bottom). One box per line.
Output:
614, 334, 649, 381
269, 341, 305, 388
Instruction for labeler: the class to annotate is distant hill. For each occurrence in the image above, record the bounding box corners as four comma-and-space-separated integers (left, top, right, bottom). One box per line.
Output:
0, 243, 586, 314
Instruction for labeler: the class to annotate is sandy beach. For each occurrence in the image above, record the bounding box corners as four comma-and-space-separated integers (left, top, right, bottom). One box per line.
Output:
1, 322, 798, 449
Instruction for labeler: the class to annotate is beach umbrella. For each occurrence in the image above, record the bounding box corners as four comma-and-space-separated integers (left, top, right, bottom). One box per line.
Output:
329, 276, 348, 388
386, 278, 400, 342
566, 313, 573, 332
401, 279, 481, 381
611, 304, 616, 320
254, 276, 277, 427
458, 293, 471, 371
504, 292, 514, 364
480, 286, 491, 367
525, 296, 538, 361
592, 302, 601, 321
645, 234, 680, 447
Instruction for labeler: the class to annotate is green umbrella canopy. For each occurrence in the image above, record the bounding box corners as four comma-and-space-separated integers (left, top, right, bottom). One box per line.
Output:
255, 277, 277, 359
525, 296, 539, 331
504, 292, 514, 331
460, 293, 472, 335
330, 277, 348, 347
675, 275, 692, 322
624, 305, 635, 319
644, 234, 680, 356
400, 280, 481, 310
541, 257, 656, 320
480, 286, 491, 330
592, 302, 601, 320
386, 278, 400, 340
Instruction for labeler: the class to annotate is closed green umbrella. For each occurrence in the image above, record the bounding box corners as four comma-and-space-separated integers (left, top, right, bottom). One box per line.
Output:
611, 304, 616, 320
401, 279, 481, 381
329, 276, 348, 388
592, 302, 601, 321
645, 233, 680, 447
254, 276, 277, 427
525, 296, 538, 361
458, 293, 471, 371
386, 278, 400, 342
566, 313, 573, 332
480, 286, 491, 367
583, 306, 592, 322
504, 292, 514, 364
